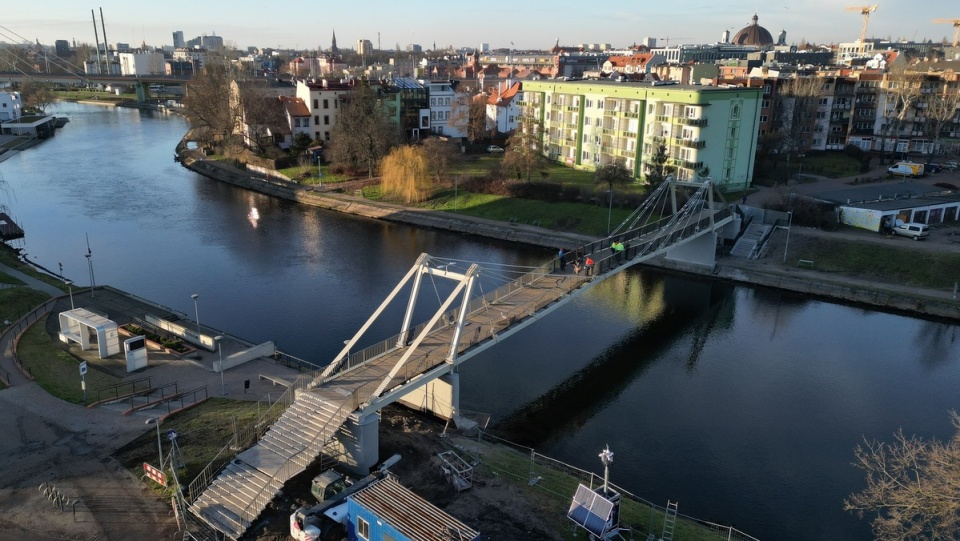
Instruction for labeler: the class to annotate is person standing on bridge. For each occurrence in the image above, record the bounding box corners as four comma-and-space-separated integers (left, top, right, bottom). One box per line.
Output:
558, 248, 567, 271
585, 256, 595, 276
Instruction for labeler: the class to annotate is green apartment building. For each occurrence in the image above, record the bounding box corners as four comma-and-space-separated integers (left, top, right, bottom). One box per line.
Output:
520, 80, 763, 192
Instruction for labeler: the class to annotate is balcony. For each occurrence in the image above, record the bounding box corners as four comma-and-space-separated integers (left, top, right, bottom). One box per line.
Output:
655, 115, 671, 122
856, 86, 878, 94
566, 105, 579, 112
670, 158, 703, 170
680, 117, 708, 127
674, 138, 706, 149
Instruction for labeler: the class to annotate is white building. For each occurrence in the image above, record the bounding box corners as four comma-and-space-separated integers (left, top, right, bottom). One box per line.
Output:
486, 81, 522, 134
420, 79, 465, 137
0, 91, 23, 121
173, 48, 207, 70
117, 52, 166, 76
295, 79, 353, 142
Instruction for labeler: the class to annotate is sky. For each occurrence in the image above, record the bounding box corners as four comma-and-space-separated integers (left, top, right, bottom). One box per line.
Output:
1, 0, 957, 52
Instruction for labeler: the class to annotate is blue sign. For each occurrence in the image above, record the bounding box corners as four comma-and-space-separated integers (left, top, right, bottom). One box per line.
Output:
167, 429, 178, 441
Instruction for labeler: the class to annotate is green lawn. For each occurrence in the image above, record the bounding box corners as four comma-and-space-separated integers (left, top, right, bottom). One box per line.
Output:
53, 90, 128, 102
16, 323, 121, 403
420, 189, 636, 237
793, 235, 960, 289
277, 164, 354, 185
112, 398, 262, 497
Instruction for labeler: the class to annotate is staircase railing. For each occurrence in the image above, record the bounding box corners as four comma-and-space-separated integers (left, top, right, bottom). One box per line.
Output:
234, 388, 362, 533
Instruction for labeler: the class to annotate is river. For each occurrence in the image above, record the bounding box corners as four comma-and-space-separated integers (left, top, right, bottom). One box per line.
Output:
3, 102, 960, 540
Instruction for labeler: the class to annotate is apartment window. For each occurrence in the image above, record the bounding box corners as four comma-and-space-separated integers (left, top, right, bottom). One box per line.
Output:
431, 98, 436, 106
313, 99, 318, 109
314, 115, 319, 125
508, 116, 514, 123
334, 100, 338, 108
763, 85, 771, 95
324, 132, 330, 141
685, 106, 698, 119
761, 100, 770, 109
324, 115, 330, 125
681, 128, 694, 139
315, 131, 320, 139
760, 115, 768, 123
445, 98, 450, 105
357, 517, 369, 540
582, 151, 591, 161
323, 99, 329, 108
819, 98, 829, 105
444, 111, 449, 120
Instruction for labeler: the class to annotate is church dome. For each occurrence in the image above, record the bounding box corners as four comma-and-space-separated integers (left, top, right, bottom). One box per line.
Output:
731, 14, 774, 46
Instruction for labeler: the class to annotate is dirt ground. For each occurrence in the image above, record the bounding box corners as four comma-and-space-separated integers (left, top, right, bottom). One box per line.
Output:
243, 405, 564, 541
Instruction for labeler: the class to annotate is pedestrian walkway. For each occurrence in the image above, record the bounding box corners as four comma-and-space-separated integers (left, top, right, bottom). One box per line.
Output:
0, 262, 64, 297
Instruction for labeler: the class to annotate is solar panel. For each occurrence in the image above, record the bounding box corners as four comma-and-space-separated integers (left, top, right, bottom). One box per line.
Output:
567, 484, 615, 537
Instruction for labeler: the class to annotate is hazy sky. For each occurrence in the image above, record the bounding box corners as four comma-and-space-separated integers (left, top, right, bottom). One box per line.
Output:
2, 0, 957, 51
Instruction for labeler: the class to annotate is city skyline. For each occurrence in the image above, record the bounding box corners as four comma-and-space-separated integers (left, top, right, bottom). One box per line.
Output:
2, 0, 958, 52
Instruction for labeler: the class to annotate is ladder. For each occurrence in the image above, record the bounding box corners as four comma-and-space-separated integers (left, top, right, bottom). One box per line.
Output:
661, 500, 678, 541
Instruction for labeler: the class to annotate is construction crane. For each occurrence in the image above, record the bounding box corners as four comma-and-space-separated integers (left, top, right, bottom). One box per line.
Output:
657, 37, 690, 47
846, 5, 879, 55
932, 18, 960, 47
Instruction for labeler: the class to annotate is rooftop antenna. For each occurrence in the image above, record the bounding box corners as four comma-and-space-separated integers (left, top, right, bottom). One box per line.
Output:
85, 233, 96, 297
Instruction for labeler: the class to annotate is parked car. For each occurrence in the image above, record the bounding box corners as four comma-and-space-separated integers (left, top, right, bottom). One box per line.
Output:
486, 145, 504, 153
892, 222, 930, 240
924, 162, 942, 174
942, 160, 959, 171
887, 162, 925, 177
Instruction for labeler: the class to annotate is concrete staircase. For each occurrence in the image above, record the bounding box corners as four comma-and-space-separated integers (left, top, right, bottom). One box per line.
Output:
189, 390, 353, 539
730, 223, 771, 259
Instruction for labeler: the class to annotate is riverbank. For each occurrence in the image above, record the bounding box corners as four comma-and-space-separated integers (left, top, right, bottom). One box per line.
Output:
176, 145, 960, 321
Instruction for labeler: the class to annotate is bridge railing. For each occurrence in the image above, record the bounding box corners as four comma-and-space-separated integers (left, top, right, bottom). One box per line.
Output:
234, 388, 362, 533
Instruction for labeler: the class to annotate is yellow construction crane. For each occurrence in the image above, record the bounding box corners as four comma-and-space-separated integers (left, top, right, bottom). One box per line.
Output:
932, 18, 960, 47
846, 5, 879, 55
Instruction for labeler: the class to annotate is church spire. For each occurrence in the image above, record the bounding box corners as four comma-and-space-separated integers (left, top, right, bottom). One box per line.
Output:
330, 29, 338, 53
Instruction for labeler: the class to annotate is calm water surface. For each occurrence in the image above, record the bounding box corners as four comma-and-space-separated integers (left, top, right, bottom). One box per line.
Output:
4, 103, 959, 540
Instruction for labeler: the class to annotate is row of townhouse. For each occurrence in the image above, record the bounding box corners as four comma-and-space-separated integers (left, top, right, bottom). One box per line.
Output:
234, 77, 472, 148
739, 59, 960, 157
519, 80, 763, 192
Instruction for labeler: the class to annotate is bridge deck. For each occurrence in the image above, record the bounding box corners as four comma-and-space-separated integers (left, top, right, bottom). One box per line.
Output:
320, 270, 591, 399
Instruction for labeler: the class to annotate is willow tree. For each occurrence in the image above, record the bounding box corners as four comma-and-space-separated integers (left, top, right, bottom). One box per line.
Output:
381, 145, 433, 203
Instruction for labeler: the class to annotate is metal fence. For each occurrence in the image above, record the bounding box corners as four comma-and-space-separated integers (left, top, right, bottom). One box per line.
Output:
471, 430, 759, 541
7, 298, 56, 379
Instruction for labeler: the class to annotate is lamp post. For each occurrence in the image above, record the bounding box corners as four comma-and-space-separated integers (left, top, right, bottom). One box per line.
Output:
191, 293, 200, 335
64, 280, 74, 309
146, 417, 162, 468
782, 210, 793, 264
797, 153, 806, 178
607, 188, 613, 236
343, 339, 351, 365
215, 335, 225, 395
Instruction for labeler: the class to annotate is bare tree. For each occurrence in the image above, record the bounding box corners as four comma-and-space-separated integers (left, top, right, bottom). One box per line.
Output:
381, 145, 433, 203
920, 84, 960, 159
845, 412, 960, 541
879, 62, 924, 163
502, 105, 545, 182
448, 90, 490, 144
421, 138, 459, 182
770, 76, 823, 176
183, 58, 239, 148
327, 83, 403, 177
19, 80, 56, 113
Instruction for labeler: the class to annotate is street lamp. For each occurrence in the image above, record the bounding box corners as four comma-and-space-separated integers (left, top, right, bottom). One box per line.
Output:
64, 280, 74, 309
191, 293, 200, 335
215, 335, 225, 395
607, 188, 613, 236
797, 153, 806, 178
782, 210, 793, 264
145, 417, 162, 468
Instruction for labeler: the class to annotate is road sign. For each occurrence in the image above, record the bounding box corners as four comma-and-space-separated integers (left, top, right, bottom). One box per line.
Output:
143, 462, 167, 487
79, 361, 87, 376
167, 429, 178, 441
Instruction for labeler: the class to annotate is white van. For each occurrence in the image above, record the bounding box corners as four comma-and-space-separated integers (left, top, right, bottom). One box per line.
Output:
893, 222, 929, 240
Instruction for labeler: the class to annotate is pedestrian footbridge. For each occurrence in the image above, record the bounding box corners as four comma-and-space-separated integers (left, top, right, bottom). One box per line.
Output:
188, 180, 736, 539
